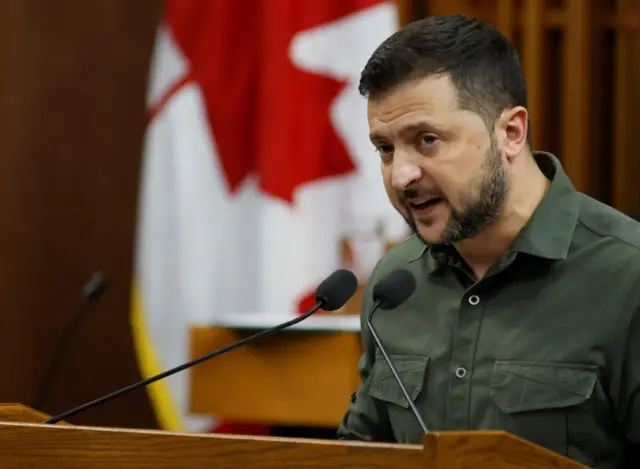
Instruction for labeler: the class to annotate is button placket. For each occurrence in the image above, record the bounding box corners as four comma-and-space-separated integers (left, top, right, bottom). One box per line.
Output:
447, 289, 485, 429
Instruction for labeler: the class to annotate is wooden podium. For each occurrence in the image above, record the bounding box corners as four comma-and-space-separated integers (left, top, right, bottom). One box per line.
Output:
0, 404, 589, 468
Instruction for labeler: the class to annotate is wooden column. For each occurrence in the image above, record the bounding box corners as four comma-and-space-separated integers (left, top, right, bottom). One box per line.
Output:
561, 0, 592, 194
522, 0, 546, 151
496, 0, 517, 43
612, 0, 640, 213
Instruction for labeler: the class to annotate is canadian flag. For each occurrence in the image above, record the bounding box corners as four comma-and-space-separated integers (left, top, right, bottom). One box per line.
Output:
131, 0, 407, 433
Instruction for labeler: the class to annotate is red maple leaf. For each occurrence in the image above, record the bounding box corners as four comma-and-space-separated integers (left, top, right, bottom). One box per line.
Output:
166, 0, 384, 203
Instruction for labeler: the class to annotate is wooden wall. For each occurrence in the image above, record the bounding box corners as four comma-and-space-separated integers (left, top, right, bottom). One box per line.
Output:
401, 0, 640, 213
0, 0, 163, 428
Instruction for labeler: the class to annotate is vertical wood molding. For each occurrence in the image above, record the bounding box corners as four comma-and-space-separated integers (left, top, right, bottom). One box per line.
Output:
613, 0, 640, 212
496, 0, 517, 43
561, 0, 592, 194
522, 0, 545, 151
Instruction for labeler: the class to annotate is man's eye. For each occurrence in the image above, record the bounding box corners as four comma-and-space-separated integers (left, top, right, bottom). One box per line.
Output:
376, 144, 393, 155
420, 135, 437, 147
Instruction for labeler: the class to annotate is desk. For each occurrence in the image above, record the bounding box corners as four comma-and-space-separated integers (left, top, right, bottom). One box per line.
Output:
189, 314, 363, 427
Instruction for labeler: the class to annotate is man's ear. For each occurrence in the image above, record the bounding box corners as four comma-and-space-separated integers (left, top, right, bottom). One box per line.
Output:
498, 106, 528, 161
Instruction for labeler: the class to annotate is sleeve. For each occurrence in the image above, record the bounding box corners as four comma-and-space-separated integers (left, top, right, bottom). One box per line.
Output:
336, 265, 395, 442
607, 272, 640, 449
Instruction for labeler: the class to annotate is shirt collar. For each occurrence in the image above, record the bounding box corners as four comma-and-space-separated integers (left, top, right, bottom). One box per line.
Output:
425, 151, 580, 268
511, 151, 580, 260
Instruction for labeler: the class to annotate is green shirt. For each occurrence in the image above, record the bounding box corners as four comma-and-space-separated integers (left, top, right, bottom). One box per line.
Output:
337, 153, 640, 469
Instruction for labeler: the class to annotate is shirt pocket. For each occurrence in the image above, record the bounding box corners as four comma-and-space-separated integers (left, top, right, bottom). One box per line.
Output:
366, 353, 430, 443
489, 360, 599, 457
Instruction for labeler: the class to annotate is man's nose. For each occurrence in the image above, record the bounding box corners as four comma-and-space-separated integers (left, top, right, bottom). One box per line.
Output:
391, 153, 423, 191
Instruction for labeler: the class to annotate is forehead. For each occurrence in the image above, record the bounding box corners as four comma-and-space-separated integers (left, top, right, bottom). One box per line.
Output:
367, 75, 463, 136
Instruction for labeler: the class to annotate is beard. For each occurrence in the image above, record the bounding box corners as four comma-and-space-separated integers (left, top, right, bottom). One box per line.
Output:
400, 135, 509, 246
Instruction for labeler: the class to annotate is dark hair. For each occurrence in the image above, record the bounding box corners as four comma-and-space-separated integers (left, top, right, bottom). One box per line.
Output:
359, 14, 527, 134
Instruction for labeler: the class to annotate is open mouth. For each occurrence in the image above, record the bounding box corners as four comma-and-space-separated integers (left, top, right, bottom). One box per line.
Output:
409, 197, 443, 210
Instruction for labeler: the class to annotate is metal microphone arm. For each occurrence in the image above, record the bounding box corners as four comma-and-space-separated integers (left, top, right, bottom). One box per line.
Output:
366, 300, 429, 434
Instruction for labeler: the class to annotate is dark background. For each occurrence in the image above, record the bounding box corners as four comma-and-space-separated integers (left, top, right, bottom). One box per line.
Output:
0, 0, 163, 428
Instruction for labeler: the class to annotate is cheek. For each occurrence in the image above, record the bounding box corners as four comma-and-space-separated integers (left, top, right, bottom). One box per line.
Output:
382, 169, 405, 209
431, 149, 482, 200
382, 171, 396, 200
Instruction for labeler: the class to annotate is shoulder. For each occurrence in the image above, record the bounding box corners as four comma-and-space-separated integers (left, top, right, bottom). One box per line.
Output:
575, 193, 640, 260
575, 193, 640, 329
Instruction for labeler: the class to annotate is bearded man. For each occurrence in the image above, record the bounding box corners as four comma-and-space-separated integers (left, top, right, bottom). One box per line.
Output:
337, 14, 640, 469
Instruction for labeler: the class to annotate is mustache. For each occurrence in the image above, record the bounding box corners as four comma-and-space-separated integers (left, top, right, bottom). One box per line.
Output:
398, 186, 444, 203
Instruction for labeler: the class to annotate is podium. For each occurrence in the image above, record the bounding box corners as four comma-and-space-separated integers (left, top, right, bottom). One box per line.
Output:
0, 403, 588, 468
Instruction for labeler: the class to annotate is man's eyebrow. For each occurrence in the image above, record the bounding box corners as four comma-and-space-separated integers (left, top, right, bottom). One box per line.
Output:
369, 121, 441, 142
369, 132, 385, 143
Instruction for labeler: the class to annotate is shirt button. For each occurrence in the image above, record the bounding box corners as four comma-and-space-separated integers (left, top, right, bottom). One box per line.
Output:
468, 295, 480, 305
455, 367, 467, 379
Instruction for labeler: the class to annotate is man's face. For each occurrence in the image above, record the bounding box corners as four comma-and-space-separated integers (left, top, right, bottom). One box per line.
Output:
368, 75, 509, 246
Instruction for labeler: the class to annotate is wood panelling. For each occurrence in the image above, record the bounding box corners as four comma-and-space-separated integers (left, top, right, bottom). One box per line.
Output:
0, 0, 163, 428
408, 0, 640, 213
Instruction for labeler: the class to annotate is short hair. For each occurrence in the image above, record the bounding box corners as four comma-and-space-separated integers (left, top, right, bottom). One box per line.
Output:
359, 14, 528, 133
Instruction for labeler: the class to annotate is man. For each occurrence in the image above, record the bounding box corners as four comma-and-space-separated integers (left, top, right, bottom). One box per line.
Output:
337, 14, 640, 469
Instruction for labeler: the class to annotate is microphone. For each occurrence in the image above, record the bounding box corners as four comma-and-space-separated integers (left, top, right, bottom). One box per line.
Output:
43, 268, 358, 424
33, 271, 108, 410
366, 268, 429, 434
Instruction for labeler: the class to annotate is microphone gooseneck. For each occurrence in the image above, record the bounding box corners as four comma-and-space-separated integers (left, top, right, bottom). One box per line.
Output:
43, 268, 358, 424
367, 268, 428, 434
34, 271, 107, 410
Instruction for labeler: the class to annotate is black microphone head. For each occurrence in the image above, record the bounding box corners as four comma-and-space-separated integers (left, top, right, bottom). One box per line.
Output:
372, 269, 416, 309
315, 269, 358, 311
82, 271, 107, 301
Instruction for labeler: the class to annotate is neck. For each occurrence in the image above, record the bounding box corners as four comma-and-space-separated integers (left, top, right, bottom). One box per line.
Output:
454, 154, 550, 279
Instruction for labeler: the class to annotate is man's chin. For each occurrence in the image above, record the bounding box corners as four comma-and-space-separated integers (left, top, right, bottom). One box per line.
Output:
414, 220, 451, 246
416, 231, 448, 246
